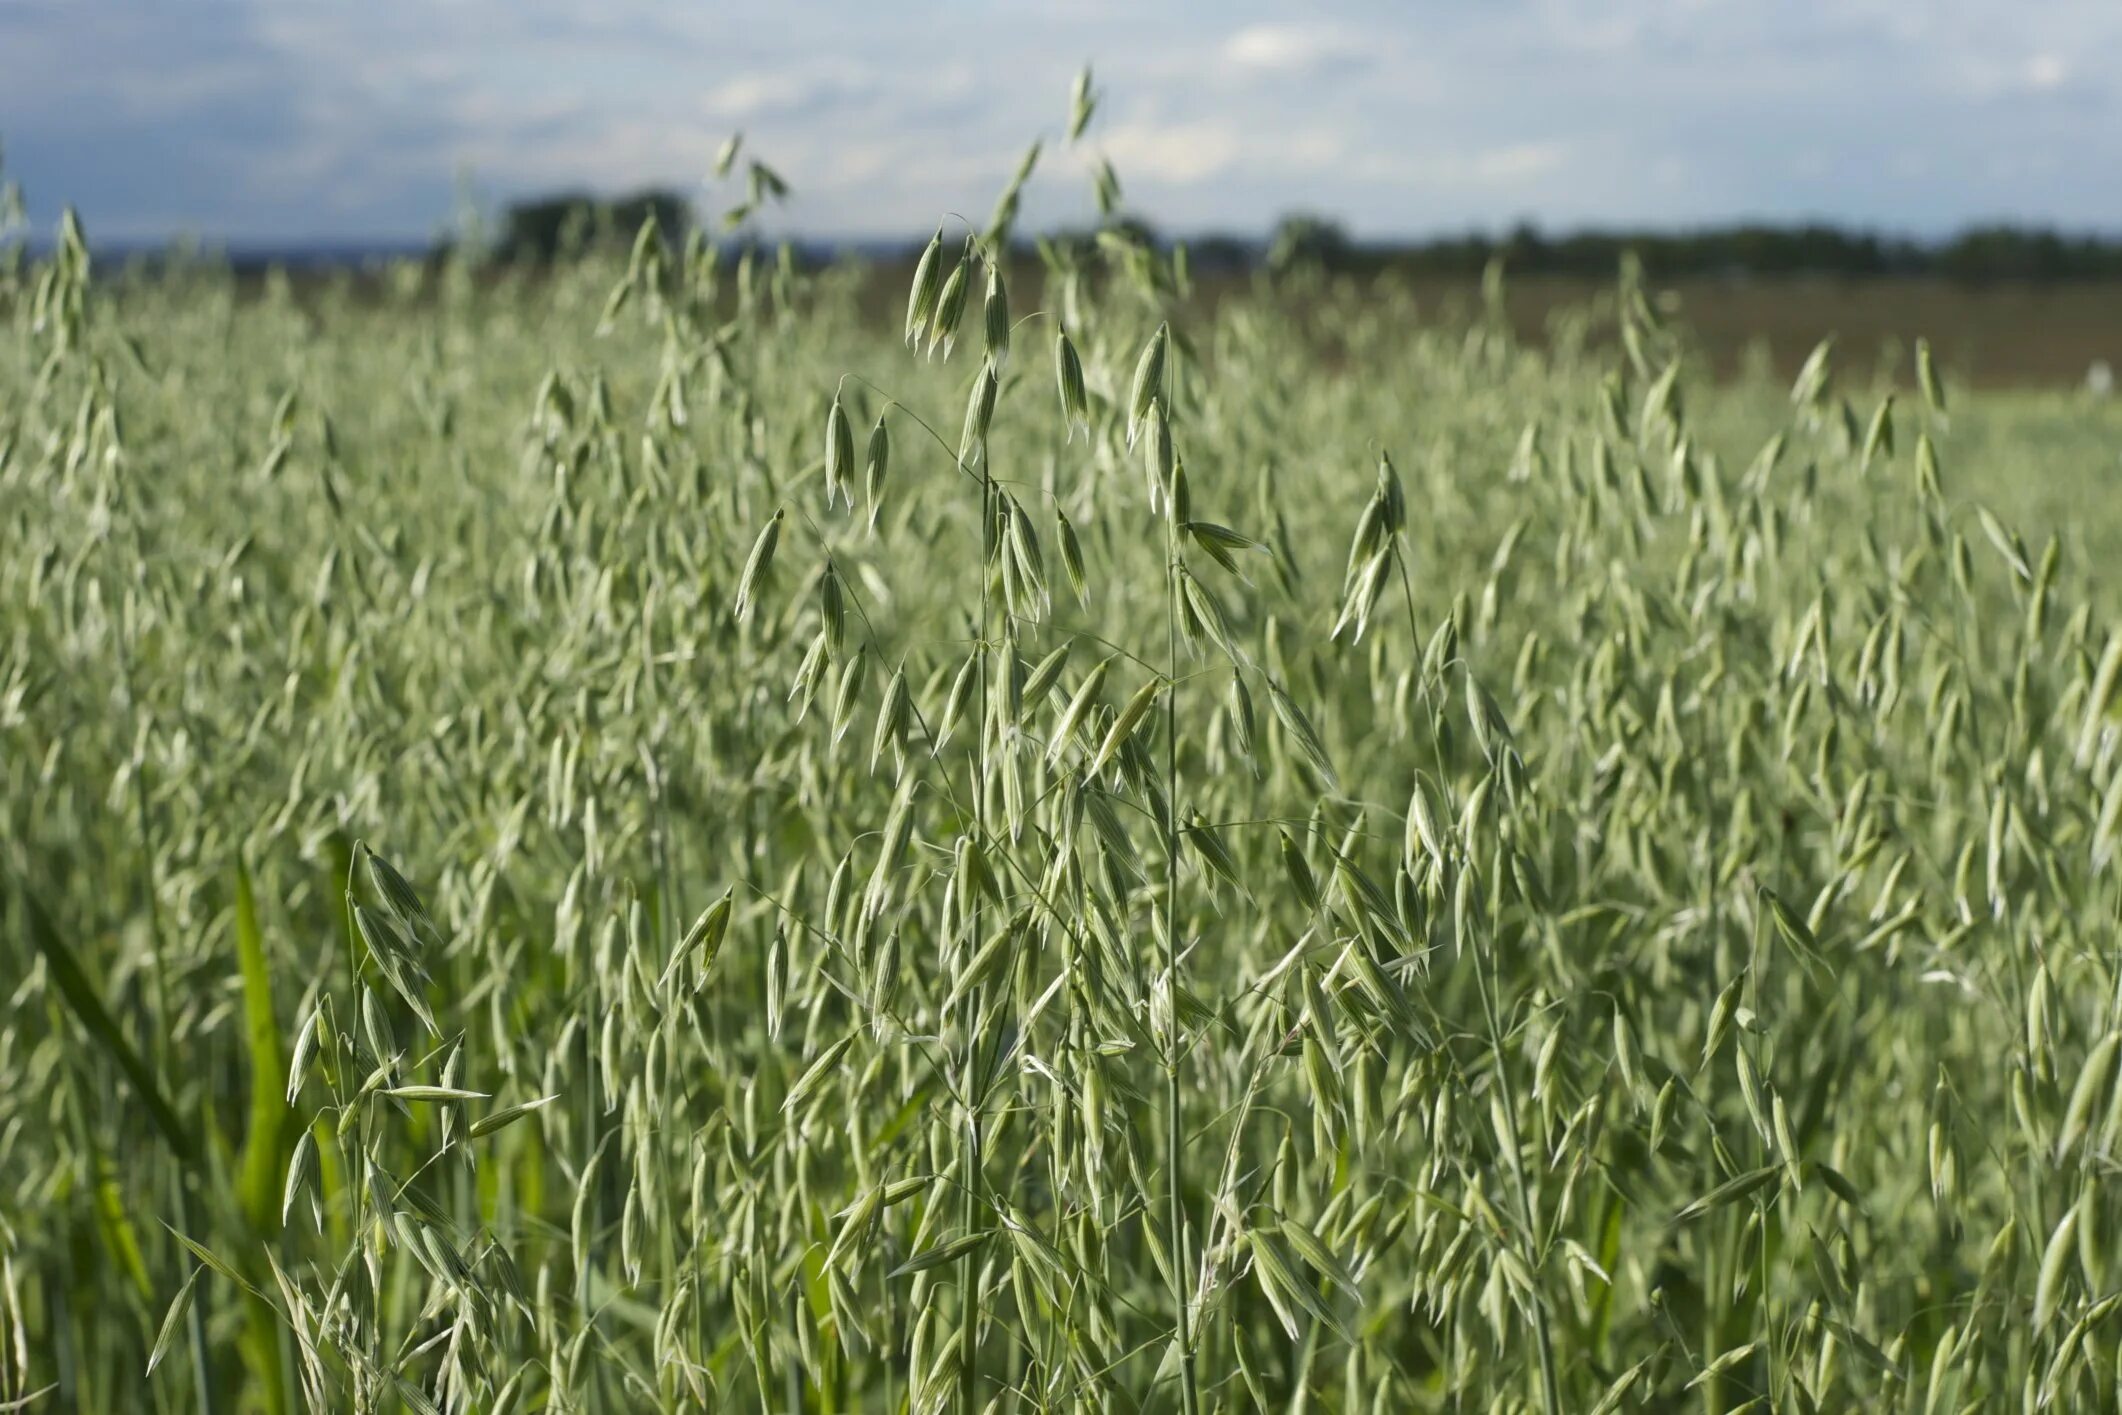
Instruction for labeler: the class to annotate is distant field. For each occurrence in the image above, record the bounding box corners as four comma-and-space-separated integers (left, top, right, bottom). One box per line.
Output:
832, 261, 2122, 389
234, 253, 2122, 392
1481, 274, 2122, 388
1179, 272, 2122, 388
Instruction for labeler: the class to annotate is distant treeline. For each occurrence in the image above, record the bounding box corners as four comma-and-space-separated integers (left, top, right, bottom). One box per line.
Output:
466, 192, 2122, 284
1225, 215, 2122, 282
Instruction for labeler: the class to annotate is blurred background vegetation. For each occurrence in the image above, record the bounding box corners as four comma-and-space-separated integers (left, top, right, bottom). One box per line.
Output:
178, 190, 2122, 391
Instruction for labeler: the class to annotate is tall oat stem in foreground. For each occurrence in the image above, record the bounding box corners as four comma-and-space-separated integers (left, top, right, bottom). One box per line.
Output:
1154, 373, 1203, 1415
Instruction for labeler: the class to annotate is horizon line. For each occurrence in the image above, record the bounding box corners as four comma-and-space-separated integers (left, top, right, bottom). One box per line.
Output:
19, 214, 2122, 259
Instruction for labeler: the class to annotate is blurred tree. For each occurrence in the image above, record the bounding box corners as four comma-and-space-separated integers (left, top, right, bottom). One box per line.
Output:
492, 189, 691, 263
1266, 213, 1353, 273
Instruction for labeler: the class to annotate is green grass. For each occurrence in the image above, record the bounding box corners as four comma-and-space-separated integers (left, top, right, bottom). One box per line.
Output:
4, 102, 2122, 1414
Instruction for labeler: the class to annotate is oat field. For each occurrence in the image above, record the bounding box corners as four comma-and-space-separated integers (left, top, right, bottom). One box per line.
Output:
5, 85, 2122, 1414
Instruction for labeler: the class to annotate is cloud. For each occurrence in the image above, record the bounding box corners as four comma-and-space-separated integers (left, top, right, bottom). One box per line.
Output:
1343, 140, 1571, 191
1220, 24, 1365, 76
1098, 120, 1247, 183
1467, 142, 1569, 184
703, 64, 877, 122
2023, 54, 2071, 91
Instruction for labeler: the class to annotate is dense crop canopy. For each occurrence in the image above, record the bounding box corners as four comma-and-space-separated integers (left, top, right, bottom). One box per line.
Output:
3, 83, 2122, 1414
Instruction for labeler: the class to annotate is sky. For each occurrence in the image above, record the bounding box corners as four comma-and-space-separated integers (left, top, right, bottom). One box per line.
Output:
0, 0, 2117, 248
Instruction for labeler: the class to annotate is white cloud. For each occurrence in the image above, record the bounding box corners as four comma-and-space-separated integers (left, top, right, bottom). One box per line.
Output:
1343, 140, 1571, 191
1098, 120, 1246, 183
1220, 24, 1364, 75
1949, 48, 2099, 103
2024, 54, 2071, 91
1468, 143, 1568, 184
1095, 115, 1367, 187
702, 64, 875, 122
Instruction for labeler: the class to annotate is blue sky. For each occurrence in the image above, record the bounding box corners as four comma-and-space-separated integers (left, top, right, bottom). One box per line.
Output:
1, 0, 2117, 246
